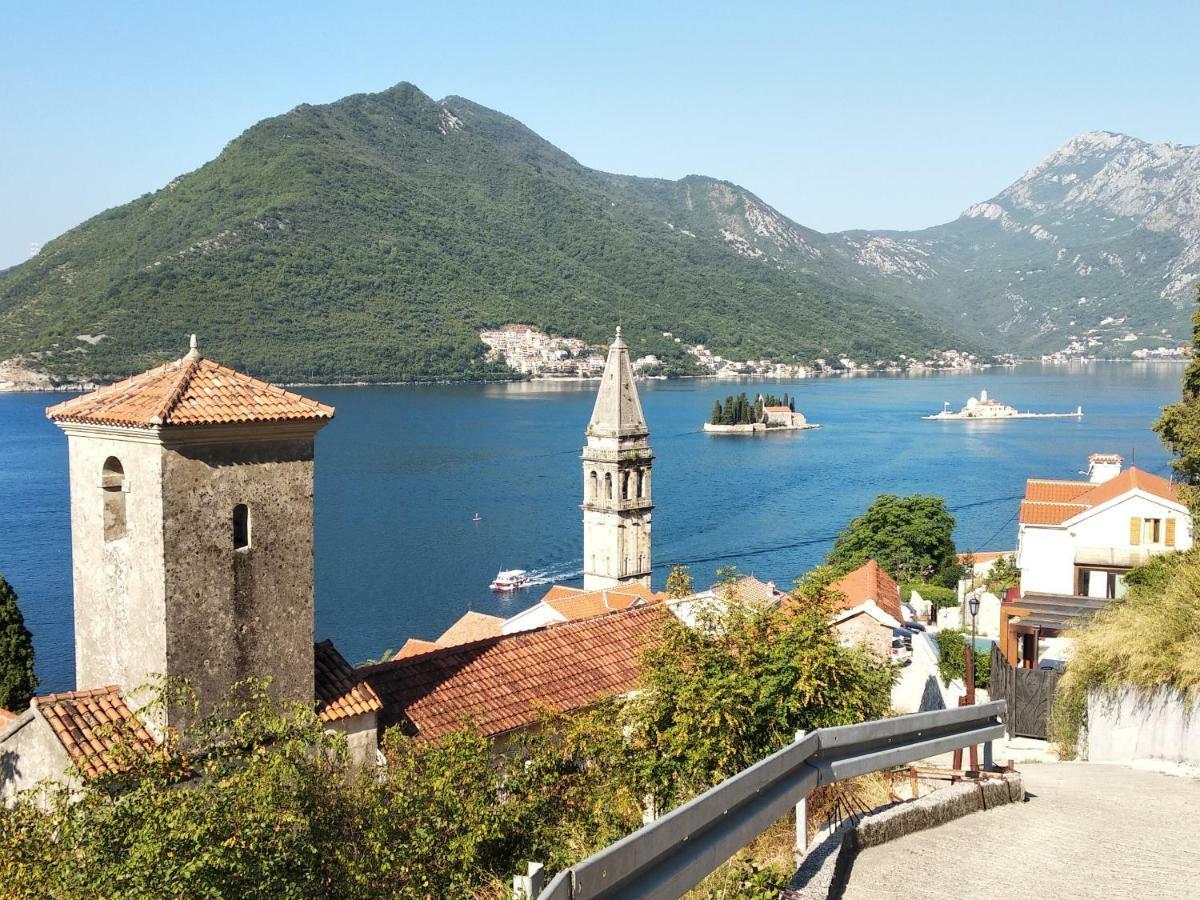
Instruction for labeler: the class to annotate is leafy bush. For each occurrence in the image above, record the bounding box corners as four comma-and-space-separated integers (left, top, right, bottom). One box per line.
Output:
1049, 549, 1200, 758
628, 601, 895, 811
934, 628, 990, 689
901, 582, 958, 611
827, 495, 960, 587
0, 600, 897, 897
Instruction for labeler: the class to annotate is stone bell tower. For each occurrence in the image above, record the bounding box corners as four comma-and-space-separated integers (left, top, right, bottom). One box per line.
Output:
582, 327, 653, 589
46, 336, 334, 728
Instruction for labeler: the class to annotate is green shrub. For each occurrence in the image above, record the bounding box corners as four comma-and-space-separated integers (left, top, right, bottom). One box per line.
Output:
1049, 549, 1200, 758
934, 628, 989, 689
901, 582, 958, 610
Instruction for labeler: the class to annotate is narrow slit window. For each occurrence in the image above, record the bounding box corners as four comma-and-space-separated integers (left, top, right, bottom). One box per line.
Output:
101, 457, 126, 542
233, 504, 251, 550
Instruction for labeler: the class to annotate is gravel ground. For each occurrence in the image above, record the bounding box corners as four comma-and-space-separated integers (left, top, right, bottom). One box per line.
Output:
841, 763, 1200, 899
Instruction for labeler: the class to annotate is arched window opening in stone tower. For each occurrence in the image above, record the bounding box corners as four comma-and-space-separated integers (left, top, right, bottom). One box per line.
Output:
604, 472, 613, 500
637, 469, 645, 499
233, 504, 251, 551
589, 470, 598, 500
621, 471, 630, 500
101, 457, 126, 542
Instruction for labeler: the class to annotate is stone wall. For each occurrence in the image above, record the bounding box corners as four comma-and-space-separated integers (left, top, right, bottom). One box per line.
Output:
1085, 685, 1200, 767
0, 712, 75, 805
327, 712, 379, 767
63, 427, 169, 701
160, 433, 317, 721
833, 613, 890, 659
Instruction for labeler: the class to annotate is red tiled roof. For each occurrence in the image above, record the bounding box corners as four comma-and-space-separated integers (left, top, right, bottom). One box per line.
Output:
829, 560, 903, 622
436, 611, 505, 646
0, 708, 16, 725
1019, 468, 1181, 525
46, 346, 334, 428
762, 406, 791, 413
394, 639, 441, 659
542, 583, 661, 621
34, 686, 158, 779
1019, 501, 1090, 525
714, 575, 781, 607
359, 605, 670, 741
956, 550, 1013, 564
1024, 480, 1094, 503
314, 640, 384, 723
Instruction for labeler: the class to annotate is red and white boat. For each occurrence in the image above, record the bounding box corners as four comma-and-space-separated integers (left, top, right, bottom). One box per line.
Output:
490, 569, 531, 592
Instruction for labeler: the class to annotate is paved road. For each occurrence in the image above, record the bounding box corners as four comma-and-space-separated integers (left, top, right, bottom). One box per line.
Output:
842, 763, 1200, 899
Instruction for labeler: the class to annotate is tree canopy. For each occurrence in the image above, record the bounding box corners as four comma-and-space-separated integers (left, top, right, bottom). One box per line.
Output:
0, 601, 894, 897
826, 494, 961, 588
1154, 285, 1200, 514
0, 574, 37, 713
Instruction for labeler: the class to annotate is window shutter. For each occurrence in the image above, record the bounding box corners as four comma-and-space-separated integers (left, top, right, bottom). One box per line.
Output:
1129, 517, 1141, 546
1166, 518, 1176, 547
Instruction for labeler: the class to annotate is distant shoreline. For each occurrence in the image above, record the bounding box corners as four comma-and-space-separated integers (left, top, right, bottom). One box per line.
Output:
0, 358, 1186, 395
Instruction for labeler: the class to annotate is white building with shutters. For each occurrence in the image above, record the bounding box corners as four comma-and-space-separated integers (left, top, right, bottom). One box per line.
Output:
1016, 454, 1191, 599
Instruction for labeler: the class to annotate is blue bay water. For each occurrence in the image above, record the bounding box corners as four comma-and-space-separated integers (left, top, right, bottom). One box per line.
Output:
0, 362, 1183, 692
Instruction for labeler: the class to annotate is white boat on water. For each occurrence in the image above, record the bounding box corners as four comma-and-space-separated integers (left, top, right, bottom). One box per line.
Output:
490, 569, 531, 591
923, 389, 1082, 421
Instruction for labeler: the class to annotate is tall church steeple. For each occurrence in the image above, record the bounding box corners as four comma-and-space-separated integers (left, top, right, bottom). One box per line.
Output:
582, 327, 653, 589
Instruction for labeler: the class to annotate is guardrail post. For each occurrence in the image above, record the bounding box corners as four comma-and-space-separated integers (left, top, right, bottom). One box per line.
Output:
794, 730, 809, 860
983, 738, 994, 771
513, 861, 544, 899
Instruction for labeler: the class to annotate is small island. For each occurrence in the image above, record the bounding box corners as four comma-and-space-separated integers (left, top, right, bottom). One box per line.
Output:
702, 392, 821, 434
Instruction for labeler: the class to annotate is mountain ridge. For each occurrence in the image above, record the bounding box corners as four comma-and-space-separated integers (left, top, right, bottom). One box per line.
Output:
2, 82, 1195, 384
0, 82, 965, 384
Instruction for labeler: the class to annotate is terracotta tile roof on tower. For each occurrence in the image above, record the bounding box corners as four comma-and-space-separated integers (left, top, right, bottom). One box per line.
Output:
829, 560, 903, 622
1018, 467, 1181, 525
33, 686, 158, 779
359, 604, 670, 742
436, 611, 505, 646
314, 640, 384, 723
46, 342, 334, 428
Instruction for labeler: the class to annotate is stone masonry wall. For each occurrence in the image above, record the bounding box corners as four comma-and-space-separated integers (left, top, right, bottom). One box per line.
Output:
160, 435, 316, 722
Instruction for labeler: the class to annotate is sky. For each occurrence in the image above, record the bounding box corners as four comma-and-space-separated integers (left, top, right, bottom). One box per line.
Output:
3, 0, 1200, 268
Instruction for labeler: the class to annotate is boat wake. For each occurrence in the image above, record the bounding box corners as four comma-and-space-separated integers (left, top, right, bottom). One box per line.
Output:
524, 562, 583, 586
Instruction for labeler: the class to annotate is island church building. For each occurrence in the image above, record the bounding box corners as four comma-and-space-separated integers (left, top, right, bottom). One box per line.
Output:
1, 329, 661, 800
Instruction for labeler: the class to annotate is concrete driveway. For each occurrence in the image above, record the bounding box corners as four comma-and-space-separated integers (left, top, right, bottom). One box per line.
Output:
842, 763, 1200, 899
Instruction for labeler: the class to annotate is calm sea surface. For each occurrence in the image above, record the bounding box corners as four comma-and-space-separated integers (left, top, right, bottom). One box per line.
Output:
0, 363, 1184, 692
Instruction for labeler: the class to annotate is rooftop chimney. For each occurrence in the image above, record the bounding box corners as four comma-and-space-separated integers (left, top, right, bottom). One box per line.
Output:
1087, 453, 1123, 484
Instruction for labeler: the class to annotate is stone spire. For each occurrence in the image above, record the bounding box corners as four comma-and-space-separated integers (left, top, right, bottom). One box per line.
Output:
581, 326, 653, 590
587, 326, 647, 439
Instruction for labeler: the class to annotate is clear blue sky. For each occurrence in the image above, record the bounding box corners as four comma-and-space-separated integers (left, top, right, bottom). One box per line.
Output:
3, 1, 1199, 268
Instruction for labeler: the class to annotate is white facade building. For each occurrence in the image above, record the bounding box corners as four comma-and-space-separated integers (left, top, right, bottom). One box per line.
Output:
1017, 455, 1191, 599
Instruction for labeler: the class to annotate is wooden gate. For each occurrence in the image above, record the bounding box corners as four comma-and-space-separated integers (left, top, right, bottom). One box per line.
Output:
990, 645, 1061, 739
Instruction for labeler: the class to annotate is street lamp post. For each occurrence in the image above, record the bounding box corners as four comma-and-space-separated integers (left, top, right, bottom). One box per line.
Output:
966, 595, 981, 772
966, 596, 980, 704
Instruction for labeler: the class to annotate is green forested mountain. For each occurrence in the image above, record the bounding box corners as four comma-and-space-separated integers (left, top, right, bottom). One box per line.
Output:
0, 83, 965, 384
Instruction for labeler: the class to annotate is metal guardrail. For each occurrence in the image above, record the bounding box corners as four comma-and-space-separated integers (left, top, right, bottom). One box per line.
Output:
536, 700, 1006, 900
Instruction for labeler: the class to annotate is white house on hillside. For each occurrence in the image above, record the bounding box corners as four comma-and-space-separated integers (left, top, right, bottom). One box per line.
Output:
1017, 454, 1191, 599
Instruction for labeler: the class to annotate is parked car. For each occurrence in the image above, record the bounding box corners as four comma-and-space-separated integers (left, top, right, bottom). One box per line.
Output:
890, 636, 912, 666
1038, 658, 1065, 673
903, 620, 927, 632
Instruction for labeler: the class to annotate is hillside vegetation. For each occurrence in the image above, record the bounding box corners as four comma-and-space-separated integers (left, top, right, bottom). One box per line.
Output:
0, 84, 961, 384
